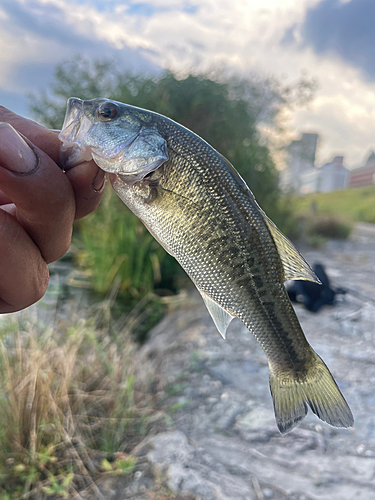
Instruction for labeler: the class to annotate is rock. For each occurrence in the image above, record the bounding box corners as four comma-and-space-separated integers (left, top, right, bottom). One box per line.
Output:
144, 431, 257, 500
235, 407, 275, 432
215, 404, 245, 431
135, 223, 375, 499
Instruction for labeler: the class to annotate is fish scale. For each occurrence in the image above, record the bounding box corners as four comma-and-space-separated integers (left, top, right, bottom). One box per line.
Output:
148, 149, 303, 360
59, 97, 354, 434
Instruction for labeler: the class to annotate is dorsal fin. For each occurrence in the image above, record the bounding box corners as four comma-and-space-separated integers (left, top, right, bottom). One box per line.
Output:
199, 290, 235, 339
264, 216, 320, 284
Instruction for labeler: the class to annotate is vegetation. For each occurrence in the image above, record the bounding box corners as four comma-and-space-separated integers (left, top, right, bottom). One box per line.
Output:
29, 58, 314, 315
288, 213, 353, 248
76, 188, 164, 297
73, 184, 188, 340
30, 59, 314, 213
30, 59, 285, 215
286, 185, 375, 244
0, 58, 318, 498
306, 214, 352, 240
0, 303, 146, 499
291, 185, 375, 224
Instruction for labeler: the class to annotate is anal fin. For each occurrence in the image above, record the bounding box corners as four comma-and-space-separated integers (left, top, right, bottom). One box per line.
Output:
199, 290, 235, 339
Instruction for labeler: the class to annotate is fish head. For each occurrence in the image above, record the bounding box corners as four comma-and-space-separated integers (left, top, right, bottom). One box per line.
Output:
59, 97, 168, 181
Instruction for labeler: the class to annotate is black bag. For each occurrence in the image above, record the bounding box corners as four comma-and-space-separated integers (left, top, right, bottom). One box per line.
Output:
287, 263, 345, 313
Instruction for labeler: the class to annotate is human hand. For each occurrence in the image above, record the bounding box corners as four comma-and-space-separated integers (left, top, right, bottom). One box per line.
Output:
0, 107, 105, 313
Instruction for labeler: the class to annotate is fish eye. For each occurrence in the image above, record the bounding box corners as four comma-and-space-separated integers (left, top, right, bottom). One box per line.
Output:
97, 102, 119, 121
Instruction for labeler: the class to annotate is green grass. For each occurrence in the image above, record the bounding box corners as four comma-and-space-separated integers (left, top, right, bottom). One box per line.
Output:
0, 303, 149, 499
73, 186, 187, 341
168, 400, 192, 413
290, 185, 375, 223
75, 187, 167, 298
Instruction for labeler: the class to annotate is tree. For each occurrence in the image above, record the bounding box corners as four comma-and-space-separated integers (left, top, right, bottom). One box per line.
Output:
30, 57, 315, 221
28, 59, 313, 313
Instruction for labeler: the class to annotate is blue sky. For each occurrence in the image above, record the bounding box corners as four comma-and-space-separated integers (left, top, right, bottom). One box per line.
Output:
1, 0, 375, 168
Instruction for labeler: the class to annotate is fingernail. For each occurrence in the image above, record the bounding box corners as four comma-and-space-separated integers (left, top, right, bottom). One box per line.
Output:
0, 123, 37, 174
93, 168, 106, 192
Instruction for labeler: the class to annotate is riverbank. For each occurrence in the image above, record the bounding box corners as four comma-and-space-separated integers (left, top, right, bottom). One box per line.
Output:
2, 224, 375, 499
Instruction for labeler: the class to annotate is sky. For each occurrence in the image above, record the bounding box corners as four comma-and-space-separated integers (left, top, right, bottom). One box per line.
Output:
1, 0, 375, 169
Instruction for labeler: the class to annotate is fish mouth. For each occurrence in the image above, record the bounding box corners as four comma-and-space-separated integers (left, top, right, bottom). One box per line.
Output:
60, 97, 84, 143
58, 98, 95, 170
59, 97, 141, 171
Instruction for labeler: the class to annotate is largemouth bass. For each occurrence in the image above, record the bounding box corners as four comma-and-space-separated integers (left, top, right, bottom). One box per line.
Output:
59, 97, 353, 433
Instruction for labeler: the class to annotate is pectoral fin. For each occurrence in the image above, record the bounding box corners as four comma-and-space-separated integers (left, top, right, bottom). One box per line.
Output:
264, 216, 320, 284
199, 290, 235, 339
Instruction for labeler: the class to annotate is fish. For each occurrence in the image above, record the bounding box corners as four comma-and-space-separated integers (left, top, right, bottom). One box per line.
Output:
59, 97, 354, 434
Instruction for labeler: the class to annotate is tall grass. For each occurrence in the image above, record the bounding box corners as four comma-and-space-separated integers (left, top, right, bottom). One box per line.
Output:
75, 187, 167, 298
0, 303, 145, 499
73, 186, 186, 341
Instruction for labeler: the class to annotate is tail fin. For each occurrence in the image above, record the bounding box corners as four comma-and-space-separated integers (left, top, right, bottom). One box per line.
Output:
269, 352, 354, 434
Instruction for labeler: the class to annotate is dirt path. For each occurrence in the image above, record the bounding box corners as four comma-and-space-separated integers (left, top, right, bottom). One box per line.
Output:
135, 223, 375, 500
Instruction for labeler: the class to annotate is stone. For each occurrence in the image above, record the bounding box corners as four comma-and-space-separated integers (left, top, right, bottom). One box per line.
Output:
235, 407, 275, 431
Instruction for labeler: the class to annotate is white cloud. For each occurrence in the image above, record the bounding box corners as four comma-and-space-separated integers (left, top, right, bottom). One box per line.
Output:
1, 0, 375, 168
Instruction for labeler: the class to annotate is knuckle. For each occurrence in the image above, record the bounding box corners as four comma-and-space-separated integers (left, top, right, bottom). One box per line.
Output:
0, 208, 20, 245
75, 190, 103, 220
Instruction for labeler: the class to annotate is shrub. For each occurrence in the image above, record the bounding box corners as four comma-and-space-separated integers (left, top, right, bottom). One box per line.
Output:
73, 187, 181, 341
75, 187, 166, 298
307, 215, 352, 240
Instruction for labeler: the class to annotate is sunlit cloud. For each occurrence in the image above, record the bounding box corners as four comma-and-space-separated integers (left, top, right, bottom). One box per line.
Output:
1, 0, 375, 168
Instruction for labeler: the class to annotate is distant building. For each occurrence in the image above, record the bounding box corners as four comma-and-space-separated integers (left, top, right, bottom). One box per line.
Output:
299, 168, 321, 194
349, 152, 375, 187
319, 156, 348, 192
281, 133, 351, 194
281, 133, 318, 193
